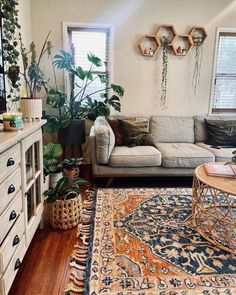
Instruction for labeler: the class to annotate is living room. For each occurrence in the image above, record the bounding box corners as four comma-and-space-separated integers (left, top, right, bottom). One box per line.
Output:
0, 0, 236, 294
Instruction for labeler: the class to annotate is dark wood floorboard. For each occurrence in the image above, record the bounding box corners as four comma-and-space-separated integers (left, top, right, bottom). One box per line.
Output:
9, 165, 193, 295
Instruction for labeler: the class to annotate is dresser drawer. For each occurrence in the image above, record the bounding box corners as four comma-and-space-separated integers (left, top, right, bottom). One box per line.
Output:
1, 236, 26, 295
0, 168, 21, 215
0, 193, 22, 244
0, 144, 20, 183
0, 214, 24, 273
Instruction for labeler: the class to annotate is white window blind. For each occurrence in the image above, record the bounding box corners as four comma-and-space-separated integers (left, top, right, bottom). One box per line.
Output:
212, 32, 236, 113
68, 27, 110, 101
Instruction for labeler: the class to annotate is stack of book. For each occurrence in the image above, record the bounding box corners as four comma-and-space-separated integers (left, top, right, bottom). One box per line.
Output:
203, 163, 236, 178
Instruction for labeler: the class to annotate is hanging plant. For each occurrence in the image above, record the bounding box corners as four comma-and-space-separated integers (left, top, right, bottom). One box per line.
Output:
192, 35, 203, 96
160, 36, 169, 109
1, 0, 21, 109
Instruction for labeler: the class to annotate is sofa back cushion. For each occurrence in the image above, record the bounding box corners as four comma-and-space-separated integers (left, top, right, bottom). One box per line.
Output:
150, 116, 194, 143
194, 115, 236, 142
94, 117, 115, 164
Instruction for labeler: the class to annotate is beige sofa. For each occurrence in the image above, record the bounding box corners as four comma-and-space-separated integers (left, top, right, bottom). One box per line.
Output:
89, 115, 235, 179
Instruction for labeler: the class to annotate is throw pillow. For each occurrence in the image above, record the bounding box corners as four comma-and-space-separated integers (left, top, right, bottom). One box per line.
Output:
118, 119, 156, 147
204, 119, 236, 147
108, 119, 125, 146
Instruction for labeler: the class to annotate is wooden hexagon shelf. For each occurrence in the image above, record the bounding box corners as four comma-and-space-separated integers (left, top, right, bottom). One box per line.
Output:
156, 25, 177, 46
189, 26, 207, 46
139, 35, 161, 57
172, 35, 193, 56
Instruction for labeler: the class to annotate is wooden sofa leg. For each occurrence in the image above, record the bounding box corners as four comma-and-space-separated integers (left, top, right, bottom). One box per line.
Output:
106, 177, 114, 187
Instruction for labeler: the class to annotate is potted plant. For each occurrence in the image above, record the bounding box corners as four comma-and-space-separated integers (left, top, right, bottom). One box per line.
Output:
44, 50, 125, 145
61, 157, 83, 181
43, 142, 63, 188
43, 175, 91, 230
19, 32, 52, 120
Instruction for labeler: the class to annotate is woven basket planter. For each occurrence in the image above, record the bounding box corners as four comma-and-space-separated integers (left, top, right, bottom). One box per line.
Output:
49, 194, 82, 230
20, 97, 42, 121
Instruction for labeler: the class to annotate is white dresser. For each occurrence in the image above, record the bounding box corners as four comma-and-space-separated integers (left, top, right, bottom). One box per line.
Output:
0, 121, 46, 294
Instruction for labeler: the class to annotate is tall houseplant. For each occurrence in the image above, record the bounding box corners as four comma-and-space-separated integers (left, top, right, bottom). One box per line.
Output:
19, 32, 52, 120
44, 50, 124, 144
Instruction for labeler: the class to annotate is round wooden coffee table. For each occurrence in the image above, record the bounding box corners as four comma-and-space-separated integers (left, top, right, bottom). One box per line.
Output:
192, 164, 236, 254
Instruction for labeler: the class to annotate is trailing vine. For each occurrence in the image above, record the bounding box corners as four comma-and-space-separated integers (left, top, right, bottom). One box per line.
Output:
192, 45, 203, 96
1, 0, 21, 109
160, 36, 169, 109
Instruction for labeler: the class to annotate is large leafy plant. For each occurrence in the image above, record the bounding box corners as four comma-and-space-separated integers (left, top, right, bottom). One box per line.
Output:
44, 50, 124, 133
19, 32, 52, 98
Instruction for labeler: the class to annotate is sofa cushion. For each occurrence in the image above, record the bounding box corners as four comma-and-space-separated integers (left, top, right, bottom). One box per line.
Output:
108, 118, 125, 146
94, 117, 115, 164
155, 143, 214, 168
196, 142, 235, 162
108, 146, 162, 167
194, 115, 236, 142
118, 119, 155, 147
204, 119, 236, 147
150, 116, 194, 143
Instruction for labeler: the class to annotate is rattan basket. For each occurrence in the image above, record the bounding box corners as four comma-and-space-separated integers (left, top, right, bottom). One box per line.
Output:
49, 194, 82, 230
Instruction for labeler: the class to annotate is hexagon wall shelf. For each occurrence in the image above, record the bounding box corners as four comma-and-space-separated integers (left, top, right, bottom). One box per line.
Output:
155, 25, 177, 46
172, 35, 193, 56
139, 35, 161, 57
189, 26, 207, 46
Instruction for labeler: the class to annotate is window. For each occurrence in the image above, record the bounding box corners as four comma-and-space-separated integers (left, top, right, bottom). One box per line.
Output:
67, 26, 110, 101
211, 28, 236, 113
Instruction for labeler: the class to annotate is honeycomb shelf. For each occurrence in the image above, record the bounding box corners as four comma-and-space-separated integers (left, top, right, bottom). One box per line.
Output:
189, 26, 207, 46
156, 24, 177, 46
139, 35, 161, 57
172, 35, 193, 56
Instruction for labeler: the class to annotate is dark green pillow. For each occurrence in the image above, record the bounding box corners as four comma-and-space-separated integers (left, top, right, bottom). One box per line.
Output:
118, 119, 156, 147
204, 119, 236, 147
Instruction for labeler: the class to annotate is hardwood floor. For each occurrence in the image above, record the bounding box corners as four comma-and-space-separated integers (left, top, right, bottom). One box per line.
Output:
9, 210, 77, 295
8, 167, 192, 295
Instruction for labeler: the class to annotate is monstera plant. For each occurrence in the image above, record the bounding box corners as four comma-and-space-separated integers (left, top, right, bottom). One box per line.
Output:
44, 50, 125, 141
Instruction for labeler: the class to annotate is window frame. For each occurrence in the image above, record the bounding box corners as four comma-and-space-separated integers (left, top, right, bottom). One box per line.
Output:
209, 27, 236, 114
62, 22, 114, 99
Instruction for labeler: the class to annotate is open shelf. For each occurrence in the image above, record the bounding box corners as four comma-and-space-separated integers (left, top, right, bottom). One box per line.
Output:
139, 35, 161, 57
156, 25, 177, 46
189, 26, 207, 46
172, 35, 193, 56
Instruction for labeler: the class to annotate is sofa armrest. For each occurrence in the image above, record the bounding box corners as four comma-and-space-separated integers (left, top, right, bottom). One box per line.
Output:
89, 124, 115, 164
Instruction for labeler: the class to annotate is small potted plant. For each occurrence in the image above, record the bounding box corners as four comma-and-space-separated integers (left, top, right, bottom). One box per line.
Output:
43, 142, 63, 188
19, 32, 52, 120
44, 175, 91, 230
61, 157, 83, 181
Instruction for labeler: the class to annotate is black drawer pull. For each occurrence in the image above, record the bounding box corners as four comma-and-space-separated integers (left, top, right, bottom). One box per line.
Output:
7, 158, 15, 167
8, 184, 15, 194
14, 258, 21, 271
9, 210, 17, 221
13, 235, 20, 246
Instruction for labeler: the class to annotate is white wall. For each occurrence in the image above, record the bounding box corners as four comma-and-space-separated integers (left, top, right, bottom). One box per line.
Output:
30, 0, 236, 116
18, 0, 31, 47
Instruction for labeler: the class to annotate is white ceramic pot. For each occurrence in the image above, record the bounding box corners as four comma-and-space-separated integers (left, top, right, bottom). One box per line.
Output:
20, 97, 42, 121
49, 172, 62, 188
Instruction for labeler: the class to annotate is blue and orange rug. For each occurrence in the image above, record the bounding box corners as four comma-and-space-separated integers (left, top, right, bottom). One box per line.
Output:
66, 188, 236, 295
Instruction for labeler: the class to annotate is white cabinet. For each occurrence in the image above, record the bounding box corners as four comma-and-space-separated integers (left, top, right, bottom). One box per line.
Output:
0, 121, 45, 295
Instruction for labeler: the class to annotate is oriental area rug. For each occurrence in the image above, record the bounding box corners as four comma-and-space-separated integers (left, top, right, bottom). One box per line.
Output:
65, 188, 236, 295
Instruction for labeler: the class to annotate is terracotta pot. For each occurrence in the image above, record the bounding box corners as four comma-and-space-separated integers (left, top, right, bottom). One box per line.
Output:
20, 97, 42, 121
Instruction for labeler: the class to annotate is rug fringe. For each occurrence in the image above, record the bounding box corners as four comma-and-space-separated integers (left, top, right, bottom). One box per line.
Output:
64, 190, 95, 294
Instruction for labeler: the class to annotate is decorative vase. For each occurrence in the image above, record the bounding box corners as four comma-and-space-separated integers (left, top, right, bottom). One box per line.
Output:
49, 194, 82, 230
20, 97, 42, 121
